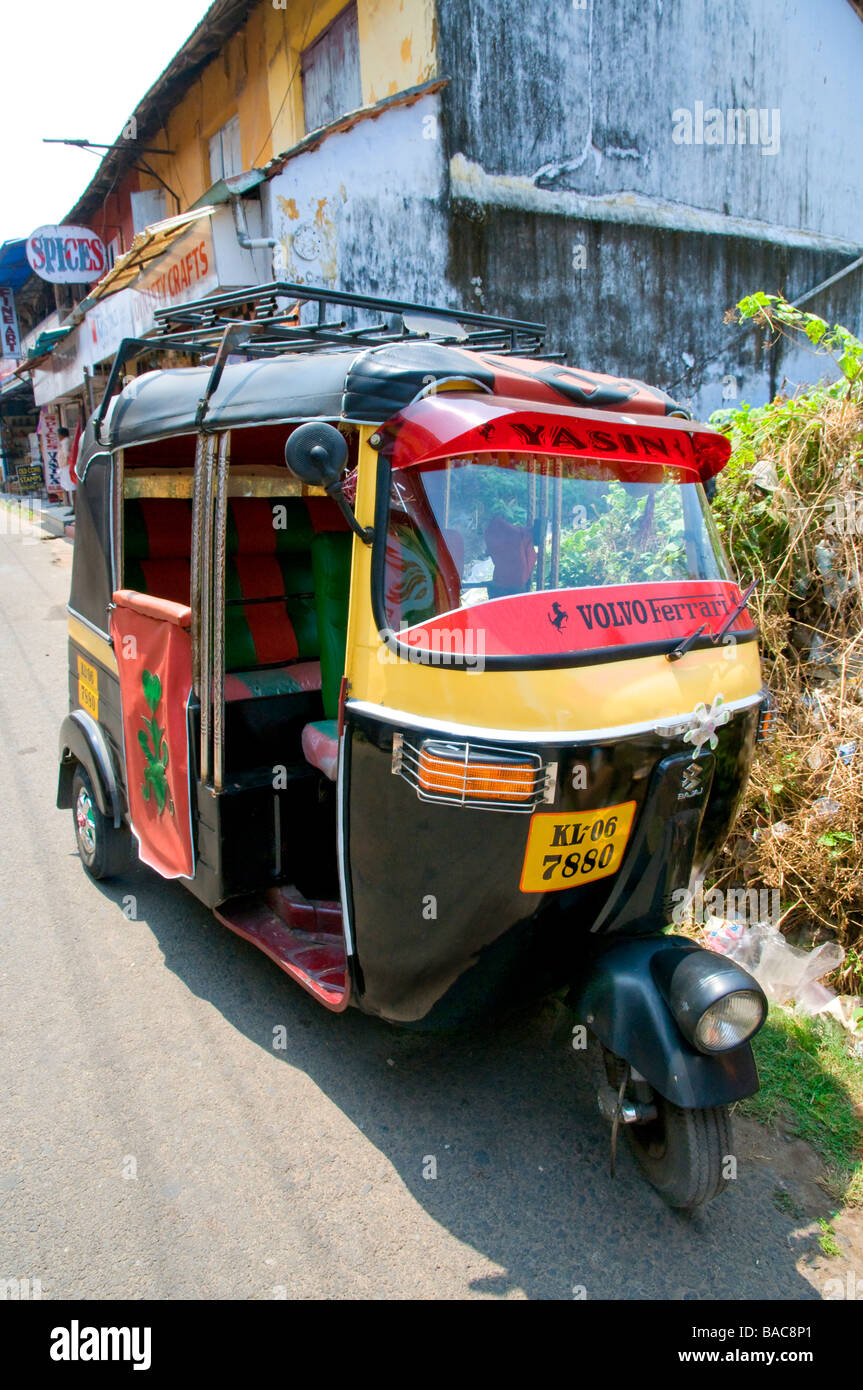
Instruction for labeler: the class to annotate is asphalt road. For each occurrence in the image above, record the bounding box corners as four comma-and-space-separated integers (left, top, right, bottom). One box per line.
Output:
0, 521, 827, 1300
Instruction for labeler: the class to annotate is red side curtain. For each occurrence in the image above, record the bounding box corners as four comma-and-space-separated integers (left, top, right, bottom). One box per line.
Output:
110, 591, 195, 880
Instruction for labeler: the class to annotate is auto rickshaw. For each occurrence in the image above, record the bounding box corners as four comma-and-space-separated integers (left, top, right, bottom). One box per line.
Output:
58, 282, 769, 1210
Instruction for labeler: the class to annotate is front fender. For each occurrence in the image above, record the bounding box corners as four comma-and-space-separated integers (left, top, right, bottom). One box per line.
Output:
57, 711, 123, 828
567, 934, 760, 1109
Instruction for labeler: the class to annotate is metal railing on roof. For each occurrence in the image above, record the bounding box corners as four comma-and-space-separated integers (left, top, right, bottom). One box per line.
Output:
151, 280, 547, 356
94, 281, 551, 441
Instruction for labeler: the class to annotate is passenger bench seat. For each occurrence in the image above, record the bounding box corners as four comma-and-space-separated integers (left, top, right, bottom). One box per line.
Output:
301, 523, 352, 781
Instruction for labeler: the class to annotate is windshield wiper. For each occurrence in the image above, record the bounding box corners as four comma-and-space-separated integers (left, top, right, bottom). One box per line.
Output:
666, 578, 758, 662
666, 623, 707, 662
711, 578, 758, 645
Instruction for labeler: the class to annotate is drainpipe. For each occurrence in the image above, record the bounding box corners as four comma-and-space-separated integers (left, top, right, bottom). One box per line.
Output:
230, 195, 279, 252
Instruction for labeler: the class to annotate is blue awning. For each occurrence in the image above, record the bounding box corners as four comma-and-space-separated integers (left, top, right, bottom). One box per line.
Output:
0, 239, 32, 293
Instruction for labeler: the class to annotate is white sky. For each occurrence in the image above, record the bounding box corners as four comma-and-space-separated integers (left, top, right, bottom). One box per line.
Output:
0, 0, 214, 245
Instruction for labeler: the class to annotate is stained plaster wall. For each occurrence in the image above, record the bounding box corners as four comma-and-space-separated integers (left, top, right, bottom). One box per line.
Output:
436, 0, 863, 411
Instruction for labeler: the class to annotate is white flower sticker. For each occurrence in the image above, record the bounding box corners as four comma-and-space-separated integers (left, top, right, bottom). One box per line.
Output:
682, 695, 730, 756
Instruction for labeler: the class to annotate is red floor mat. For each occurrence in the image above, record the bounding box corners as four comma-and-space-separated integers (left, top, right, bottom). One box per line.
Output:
215, 888, 349, 1010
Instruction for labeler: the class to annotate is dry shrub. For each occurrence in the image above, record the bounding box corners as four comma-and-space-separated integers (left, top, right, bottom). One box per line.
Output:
710, 376, 863, 993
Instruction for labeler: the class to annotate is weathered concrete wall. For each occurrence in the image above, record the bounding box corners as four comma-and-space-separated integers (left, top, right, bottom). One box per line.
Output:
438, 0, 863, 241
436, 0, 863, 411
263, 92, 450, 304
259, 1, 863, 416
447, 205, 859, 415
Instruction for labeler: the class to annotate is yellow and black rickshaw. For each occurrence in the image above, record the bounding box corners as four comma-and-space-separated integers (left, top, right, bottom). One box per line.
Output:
59, 283, 769, 1209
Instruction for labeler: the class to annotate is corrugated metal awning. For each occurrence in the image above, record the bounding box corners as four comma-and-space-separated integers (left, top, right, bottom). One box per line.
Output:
82, 205, 217, 306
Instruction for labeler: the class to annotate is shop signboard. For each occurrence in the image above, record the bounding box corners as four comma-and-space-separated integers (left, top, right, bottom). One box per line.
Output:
129, 219, 219, 336
0, 286, 21, 358
31, 207, 268, 406
26, 225, 108, 284
32, 324, 88, 408
37, 407, 61, 491
17, 463, 45, 491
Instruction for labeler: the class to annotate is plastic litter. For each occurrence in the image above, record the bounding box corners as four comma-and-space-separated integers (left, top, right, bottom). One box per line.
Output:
751, 458, 780, 491
703, 915, 746, 955
705, 920, 845, 1014
814, 543, 848, 609
810, 797, 841, 819
823, 994, 863, 1039
838, 740, 858, 765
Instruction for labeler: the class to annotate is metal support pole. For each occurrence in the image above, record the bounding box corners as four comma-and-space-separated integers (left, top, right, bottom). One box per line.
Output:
199, 435, 216, 785
551, 458, 562, 589
112, 449, 124, 594
212, 431, 230, 793
190, 434, 208, 700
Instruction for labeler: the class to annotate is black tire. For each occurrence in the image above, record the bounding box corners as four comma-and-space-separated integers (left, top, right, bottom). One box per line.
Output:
625, 1096, 733, 1211
72, 767, 134, 881
605, 1050, 733, 1210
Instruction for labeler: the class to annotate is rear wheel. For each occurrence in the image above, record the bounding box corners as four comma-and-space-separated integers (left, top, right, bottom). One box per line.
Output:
605, 1050, 733, 1210
72, 767, 134, 881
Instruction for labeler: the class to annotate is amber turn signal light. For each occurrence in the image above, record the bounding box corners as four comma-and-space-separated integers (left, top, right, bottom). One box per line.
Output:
417, 744, 535, 803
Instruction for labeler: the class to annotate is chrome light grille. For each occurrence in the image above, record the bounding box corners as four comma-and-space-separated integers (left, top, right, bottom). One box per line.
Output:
392, 733, 557, 812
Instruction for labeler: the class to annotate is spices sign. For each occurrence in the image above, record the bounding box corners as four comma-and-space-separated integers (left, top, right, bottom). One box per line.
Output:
26, 225, 107, 284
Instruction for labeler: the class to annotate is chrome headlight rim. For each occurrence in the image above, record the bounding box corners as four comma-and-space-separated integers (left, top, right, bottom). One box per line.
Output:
658, 948, 768, 1055
692, 987, 767, 1053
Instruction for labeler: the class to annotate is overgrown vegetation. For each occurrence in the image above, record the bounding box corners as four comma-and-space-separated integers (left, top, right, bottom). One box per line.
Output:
708, 293, 863, 996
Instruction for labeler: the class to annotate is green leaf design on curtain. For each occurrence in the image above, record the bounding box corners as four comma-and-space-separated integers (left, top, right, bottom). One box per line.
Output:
138, 668, 174, 816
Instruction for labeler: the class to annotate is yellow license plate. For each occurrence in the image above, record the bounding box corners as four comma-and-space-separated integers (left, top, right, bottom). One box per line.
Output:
519, 801, 636, 893
77, 655, 99, 719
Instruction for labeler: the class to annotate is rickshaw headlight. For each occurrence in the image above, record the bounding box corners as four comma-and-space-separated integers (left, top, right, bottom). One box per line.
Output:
660, 949, 767, 1054
693, 991, 766, 1052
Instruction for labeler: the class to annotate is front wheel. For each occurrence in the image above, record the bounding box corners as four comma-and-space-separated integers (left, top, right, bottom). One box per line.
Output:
605, 1051, 733, 1210
626, 1095, 733, 1211
72, 767, 134, 880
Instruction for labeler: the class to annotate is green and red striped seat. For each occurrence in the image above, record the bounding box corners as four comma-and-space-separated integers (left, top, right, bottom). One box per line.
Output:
123, 496, 351, 717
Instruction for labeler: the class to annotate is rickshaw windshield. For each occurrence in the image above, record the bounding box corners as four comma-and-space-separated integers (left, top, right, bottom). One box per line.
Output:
381, 452, 740, 661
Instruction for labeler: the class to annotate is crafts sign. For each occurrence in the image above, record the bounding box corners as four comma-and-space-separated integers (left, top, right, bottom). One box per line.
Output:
26, 225, 107, 284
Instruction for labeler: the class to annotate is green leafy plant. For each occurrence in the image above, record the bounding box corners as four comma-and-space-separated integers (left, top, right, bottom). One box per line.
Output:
735, 293, 863, 397
138, 669, 173, 816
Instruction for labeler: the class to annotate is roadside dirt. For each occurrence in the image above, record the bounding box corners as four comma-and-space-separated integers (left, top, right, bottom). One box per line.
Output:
734, 1115, 863, 1299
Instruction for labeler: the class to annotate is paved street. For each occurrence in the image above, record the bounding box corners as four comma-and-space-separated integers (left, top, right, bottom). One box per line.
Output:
0, 524, 835, 1300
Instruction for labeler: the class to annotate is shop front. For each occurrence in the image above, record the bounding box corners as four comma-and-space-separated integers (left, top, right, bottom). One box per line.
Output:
28, 203, 272, 438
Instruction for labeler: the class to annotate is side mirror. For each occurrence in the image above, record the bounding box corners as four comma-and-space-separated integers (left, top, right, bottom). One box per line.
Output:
284, 421, 374, 544
285, 421, 348, 488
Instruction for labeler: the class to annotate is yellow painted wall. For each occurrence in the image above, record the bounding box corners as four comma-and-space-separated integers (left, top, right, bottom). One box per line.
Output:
357, 0, 438, 106
137, 0, 437, 212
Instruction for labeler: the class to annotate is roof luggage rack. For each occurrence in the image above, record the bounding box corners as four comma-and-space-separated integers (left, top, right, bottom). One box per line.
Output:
151, 281, 546, 357
95, 280, 550, 441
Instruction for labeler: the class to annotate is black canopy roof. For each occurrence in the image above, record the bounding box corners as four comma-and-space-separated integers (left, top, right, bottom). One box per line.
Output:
100, 340, 684, 450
